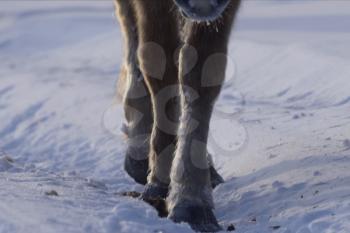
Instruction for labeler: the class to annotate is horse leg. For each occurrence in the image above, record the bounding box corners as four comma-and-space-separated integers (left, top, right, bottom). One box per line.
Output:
115, 0, 153, 185
168, 2, 241, 232
132, 0, 181, 198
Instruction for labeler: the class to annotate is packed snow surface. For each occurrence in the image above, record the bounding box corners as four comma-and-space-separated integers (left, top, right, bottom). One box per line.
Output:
0, 1, 349, 232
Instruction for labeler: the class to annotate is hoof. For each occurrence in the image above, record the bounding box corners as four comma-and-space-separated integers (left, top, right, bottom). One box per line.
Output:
124, 144, 224, 189
124, 158, 223, 188
168, 204, 222, 232
141, 183, 169, 200
140, 184, 169, 217
124, 153, 148, 185
210, 166, 224, 189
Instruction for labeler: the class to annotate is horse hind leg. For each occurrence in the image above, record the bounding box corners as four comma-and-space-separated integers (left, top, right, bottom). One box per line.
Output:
115, 0, 153, 185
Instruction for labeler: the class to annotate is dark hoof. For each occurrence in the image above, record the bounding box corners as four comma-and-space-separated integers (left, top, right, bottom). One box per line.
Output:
210, 166, 225, 189
124, 145, 224, 189
124, 154, 148, 185
124, 156, 224, 188
141, 183, 169, 200
169, 205, 222, 232
117, 191, 168, 217
141, 184, 169, 217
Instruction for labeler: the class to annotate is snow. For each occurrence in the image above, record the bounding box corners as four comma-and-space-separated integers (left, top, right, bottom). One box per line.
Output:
0, 1, 349, 232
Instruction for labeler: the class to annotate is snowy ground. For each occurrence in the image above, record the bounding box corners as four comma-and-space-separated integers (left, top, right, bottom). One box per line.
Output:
0, 1, 350, 232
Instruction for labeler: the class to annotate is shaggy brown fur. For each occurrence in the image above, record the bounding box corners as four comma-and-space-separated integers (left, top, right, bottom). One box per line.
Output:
115, 0, 241, 231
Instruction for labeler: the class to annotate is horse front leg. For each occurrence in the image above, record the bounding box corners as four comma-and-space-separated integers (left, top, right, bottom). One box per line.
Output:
167, 3, 240, 231
132, 0, 182, 198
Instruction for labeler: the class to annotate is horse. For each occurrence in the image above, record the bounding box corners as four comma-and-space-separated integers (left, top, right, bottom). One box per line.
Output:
115, 0, 241, 231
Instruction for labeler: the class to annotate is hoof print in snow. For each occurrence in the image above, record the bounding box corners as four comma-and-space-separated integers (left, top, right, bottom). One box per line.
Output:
270, 226, 281, 230
86, 178, 107, 190
0, 155, 15, 171
227, 224, 236, 231
249, 217, 257, 223
343, 139, 350, 150
45, 190, 59, 196
3, 156, 14, 163
118, 191, 141, 198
